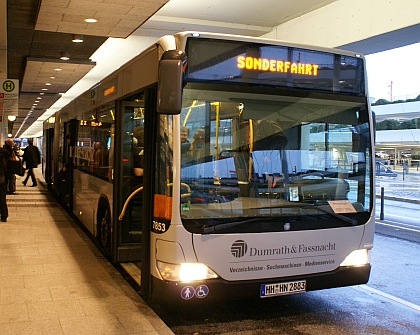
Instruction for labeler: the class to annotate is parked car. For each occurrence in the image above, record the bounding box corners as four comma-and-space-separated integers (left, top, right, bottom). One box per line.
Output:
375, 161, 397, 177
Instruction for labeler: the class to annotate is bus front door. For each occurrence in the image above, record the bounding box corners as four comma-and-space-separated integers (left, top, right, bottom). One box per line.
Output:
115, 102, 145, 262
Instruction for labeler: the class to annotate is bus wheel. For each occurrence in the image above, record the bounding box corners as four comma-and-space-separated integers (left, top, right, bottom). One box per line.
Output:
97, 201, 112, 257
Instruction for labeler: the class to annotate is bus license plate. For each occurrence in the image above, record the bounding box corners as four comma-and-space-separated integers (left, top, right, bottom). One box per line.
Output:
260, 280, 306, 298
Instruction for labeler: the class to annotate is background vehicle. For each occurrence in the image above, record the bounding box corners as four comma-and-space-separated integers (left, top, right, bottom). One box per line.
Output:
43, 32, 375, 303
375, 161, 397, 177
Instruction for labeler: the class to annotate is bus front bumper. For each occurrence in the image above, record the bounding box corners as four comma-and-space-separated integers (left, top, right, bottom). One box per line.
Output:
150, 264, 371, 303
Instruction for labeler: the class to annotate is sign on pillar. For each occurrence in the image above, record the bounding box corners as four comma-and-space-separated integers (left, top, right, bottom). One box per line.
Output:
0, 79, 19, 120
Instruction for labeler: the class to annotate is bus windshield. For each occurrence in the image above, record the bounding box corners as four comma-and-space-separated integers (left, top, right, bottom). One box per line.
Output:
179, 83, 372, 233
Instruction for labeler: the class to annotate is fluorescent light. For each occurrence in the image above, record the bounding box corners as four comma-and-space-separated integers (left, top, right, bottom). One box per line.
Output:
60, 52, 70, 60
84, 18, 97, 23
72, 34, 84, 43
7, 115, 16, 121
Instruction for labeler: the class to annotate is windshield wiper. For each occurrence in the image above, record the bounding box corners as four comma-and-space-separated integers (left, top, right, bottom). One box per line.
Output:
201, 218, 261, 234
303, 206, 358, 226
249, 204, 358, 226
201, 204, 357, 234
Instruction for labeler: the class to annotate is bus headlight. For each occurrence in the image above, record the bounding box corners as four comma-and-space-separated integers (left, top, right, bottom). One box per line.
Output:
157, 261, 218, 282
340, 249, 369, 267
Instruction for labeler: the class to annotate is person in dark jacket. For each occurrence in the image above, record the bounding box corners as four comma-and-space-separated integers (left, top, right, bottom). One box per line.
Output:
22, 138, 40, 187
4, 138, 19, 194
0, 146, 11, 221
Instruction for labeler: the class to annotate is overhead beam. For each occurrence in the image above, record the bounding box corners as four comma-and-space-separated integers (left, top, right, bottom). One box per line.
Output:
140, 15, 272, 37
263, 0, 420, 55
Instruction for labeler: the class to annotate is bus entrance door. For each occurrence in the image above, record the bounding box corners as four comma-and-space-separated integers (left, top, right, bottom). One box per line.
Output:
61, 120, 78, 211
115, 102, 145, 262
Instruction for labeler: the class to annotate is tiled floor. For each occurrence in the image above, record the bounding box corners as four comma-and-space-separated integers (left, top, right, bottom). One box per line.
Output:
0, 170, 173, 335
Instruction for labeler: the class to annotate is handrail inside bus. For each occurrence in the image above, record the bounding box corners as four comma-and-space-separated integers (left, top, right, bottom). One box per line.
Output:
118, 186, 143, 221
168, 182, 192, 200
172, 182, 191, 193
118, 182, 192, 221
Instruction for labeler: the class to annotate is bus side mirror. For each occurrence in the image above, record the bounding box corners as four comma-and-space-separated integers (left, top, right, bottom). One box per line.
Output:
157, 50, 187, 115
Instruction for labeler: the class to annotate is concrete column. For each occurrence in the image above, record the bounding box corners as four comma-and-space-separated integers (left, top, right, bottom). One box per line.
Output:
0, 0, 6, 143
0, 0, 6, 79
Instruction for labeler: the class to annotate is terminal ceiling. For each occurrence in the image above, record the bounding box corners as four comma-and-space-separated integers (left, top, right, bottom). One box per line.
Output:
3, 0, 420, 137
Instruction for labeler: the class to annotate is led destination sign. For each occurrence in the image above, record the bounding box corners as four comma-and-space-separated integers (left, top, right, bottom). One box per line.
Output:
185, 37, 365, 95
80, 120, 103, 127
237, 56, 319, 76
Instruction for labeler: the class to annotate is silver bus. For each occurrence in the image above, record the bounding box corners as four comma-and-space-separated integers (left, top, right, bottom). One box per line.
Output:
43, 32, 375, 302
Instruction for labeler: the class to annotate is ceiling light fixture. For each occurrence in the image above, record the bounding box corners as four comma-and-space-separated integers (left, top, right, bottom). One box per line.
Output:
84, 18, 97, 23
7, 115, 16, 122
54, 68, 62, 71
60, 52, 70, 60
42, 88, 48, 91
72, 34, 84, 43
46, 83, 51, 86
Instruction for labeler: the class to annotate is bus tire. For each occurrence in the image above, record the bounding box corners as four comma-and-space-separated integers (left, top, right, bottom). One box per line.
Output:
97, 199, 112, 258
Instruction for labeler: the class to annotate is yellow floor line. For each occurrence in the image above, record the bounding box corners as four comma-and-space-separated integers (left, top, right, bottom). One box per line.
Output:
121, 262, 141, 285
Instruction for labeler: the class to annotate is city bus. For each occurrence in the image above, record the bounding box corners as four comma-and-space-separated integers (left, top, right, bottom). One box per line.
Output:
43, 32, 375, 302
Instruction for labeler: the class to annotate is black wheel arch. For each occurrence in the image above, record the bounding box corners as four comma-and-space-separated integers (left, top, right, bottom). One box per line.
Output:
96, 195, 113, 259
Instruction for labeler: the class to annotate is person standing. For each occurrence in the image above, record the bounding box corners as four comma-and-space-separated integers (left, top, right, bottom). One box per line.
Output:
180, 126, 191, 156
191, 128, 206, 162
4, 138, 18, 194
90, 142, 102, 173
22, 138, 40, 187
0, 146, 11, 221
180, 126, 190, 145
